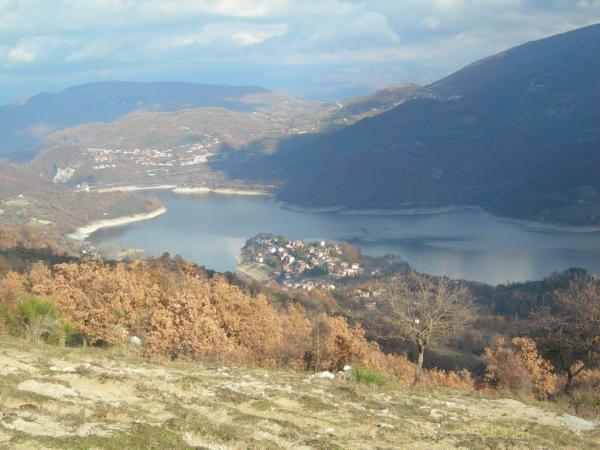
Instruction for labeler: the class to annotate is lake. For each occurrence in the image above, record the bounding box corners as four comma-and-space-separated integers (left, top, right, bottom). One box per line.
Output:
90, 192, 600, 285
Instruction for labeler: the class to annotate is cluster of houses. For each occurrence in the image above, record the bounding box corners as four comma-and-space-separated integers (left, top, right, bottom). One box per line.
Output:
243, 235, 364, 291
82, 135, 220, 172
283, 280, 337, 291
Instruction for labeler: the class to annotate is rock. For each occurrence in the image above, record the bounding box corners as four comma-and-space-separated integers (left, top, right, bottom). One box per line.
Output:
3, 417, 70, 437
343, 365, 351, 372
49, 365, 77, 373
336, 370, 348, 379
378, 423, 395, 429
129, 336, 143, 348
324, 427, 335, 434
559, 414, 598, 432
315, 371, 335, 379
17, 379, 78, 400
429, 409, 444, 419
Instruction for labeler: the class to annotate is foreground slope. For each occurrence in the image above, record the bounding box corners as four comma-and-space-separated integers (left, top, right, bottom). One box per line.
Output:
0, 337, 597, 449
256, 24, 600, 225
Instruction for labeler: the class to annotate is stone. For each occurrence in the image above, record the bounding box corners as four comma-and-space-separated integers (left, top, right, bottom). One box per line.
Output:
49, 365, 77, 373
129, 336, 143, 348
315, 371, 335, 379
17, 379, 78, 400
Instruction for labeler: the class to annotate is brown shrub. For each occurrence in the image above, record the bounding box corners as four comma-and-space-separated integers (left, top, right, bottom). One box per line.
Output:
26, 259, 373, 370
308, 314, 371, 372
279, 303, 313, 370
571, 367, 600, 392
484, 337, 558, 399
364, 348, 415, 384
0, 271, 27, 306
423, 368, 475, 391
10, 256, 479, 391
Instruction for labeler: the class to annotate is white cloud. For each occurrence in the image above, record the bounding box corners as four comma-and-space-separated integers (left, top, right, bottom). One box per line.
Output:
1, 0, 600, 103
7, 47, 35, 63
165, 23, 288, 48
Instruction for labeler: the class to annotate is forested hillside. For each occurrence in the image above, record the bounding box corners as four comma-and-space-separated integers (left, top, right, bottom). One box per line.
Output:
235, 23, 600, 226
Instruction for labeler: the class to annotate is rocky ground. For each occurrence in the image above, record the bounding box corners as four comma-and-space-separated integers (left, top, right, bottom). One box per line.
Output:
0, 337, 598, 449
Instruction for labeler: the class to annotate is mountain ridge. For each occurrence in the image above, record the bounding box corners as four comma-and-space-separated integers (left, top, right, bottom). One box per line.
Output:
236, 23, 600, 226
0, 81, 269, 161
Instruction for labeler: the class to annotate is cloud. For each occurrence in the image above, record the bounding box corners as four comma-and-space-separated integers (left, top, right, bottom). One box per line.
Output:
0, 0, 599, 103
165, 23, 289, 49
6, 47, 35, 63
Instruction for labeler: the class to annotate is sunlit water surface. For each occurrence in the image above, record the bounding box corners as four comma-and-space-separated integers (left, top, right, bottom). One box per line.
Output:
90, 192, 600, 285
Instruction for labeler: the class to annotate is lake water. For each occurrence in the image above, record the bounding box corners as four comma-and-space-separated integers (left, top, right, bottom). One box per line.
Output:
90, 192, 600, 285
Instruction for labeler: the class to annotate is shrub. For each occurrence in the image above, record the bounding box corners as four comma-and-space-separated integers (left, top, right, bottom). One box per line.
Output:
483, 337, 559, 399
560, 369, 600, 419
10, 256, 484, 392
352, 364, 388, 386
16, 297, 61, 341
307, 314, 370, 372
0, 303, 16, 334
46, 322, 85, 347
424, 368, 475, 391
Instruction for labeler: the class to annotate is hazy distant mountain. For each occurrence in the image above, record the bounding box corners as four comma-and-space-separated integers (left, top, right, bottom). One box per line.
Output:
0, 81, 267, 161
248, 23, 600, 225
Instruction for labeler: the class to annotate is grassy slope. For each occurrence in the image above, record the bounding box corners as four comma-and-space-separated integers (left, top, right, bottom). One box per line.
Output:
0, 336, 597, 449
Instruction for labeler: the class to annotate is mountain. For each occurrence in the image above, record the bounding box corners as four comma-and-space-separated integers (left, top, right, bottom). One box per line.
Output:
242, 23, 600, 225
0, 81, 268, 161
325, 83, 437, 126
0, 161, 159, 234
25, 91, 331, 189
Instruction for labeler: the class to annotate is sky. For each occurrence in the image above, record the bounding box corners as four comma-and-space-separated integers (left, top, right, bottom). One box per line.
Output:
1, 0, 599, 104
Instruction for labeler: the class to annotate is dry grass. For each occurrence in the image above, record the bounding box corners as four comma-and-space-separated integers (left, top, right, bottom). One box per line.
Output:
0, 336, 598, 449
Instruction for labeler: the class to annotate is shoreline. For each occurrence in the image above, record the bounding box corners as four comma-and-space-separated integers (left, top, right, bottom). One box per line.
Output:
92, 185, 271, 197
95, 185, 177, 193
483, 212, 600, 233
173, 187, 271, 196
340, 205, 482, 216
278, 201, 481, 216
67, 207, 167, 241
279, 201, 600, 233
89, 186, 600, 233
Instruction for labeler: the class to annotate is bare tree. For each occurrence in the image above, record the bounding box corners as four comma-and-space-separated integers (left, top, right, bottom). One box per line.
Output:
383, 272, 474, 383
532, 274, 600, 393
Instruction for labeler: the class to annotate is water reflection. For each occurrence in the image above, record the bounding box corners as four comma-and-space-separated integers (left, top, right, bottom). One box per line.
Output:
90, 192, 600, 285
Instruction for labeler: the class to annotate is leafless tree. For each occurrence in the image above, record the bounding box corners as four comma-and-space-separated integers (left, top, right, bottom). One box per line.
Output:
383, 272, 474, 383
532, 274, 600, 393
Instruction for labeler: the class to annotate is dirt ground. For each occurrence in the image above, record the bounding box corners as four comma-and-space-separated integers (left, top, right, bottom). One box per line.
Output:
0, 337, 597, 449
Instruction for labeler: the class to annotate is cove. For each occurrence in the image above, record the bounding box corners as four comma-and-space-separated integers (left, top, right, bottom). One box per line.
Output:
89, 191, 600, 285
